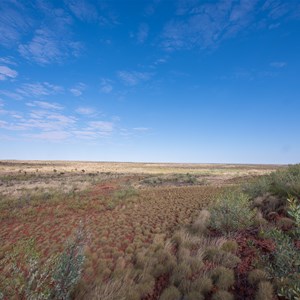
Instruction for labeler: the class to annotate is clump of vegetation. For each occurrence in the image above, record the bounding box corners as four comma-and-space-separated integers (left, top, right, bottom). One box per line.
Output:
159, 285, 181, 300
244, 164, 300, 211
212, 290, 234, 300
221, 240, 238, 254
0, 224, 85, 299
255, 281, 274, 300
209, 191, 256, 233
248, 269, 268, 286
142, 173, 200, 187
210, 266, 235, 290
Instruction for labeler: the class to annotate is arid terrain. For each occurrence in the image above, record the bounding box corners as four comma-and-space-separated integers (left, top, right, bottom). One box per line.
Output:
1, 161, 298, 300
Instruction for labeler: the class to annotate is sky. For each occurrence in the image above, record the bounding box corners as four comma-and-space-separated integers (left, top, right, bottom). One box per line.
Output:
0, 0, 300, 164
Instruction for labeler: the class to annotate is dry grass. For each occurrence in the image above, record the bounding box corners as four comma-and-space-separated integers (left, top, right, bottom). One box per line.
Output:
0, 160, 283, 299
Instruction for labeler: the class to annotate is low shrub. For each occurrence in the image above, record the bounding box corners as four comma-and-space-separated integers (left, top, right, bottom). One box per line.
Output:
159, 286, 181, 300
184, 291, 205, 300
255, 281, 273, 300
248, 269, 268, 286
212, 290, 234, 300
191, 276, 213, 294
221, 240, 238, 254
210, 266, 235, 290
209, 192, 256, 233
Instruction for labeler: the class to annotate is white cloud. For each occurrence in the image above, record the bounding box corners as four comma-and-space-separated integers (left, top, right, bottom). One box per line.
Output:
117, 71, 152, 86
18, 82, 64, 97
0, 57, 17, 65
100, 78, 113, 93
0, 65, 18, 80
18, 28, 82, 64
17, 3, 82, 64
65, 0, 98, 22
270, 61, 287, 68
72, 130, 98, 139
23, 131, 70, 141
70, 82, 86, 96
161, 0, 299, 51
75, 107, 96, 115
26, 101, 64, 110
88, 121, 114, 132
0, 1, 32, 47
0, 90, 23, 100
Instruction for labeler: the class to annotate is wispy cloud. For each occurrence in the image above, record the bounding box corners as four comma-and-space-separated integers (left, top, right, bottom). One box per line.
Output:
88, 121, 114, 133
100, 78, 113, 93
17, 2, 82, 64
137, 23, 149, 43
26, 101, 64, 110
64, 0, 98, 22
0, 57, 17, 65
72, 130, 98, 139
0, 65, 18, 80
64, 0, 119, 25
162, 0, 258, 50
75, 107, 96, 115
70, 82, 86, 96
0, 90, 23, 101
117, 71, 153, 86
1, 103, 147, 142
19, 28, 82, 64
23, 131, 71, 141
0, 1, 32, 47
270, 61, 287, 68
161, 0, 300, 51
17, 82, 64, 97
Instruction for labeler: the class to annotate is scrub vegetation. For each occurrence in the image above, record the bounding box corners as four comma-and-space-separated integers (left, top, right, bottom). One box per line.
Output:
0, 161, 298, 300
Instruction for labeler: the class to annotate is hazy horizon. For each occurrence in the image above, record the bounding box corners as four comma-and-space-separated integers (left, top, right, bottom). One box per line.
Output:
1, 0, 300, 164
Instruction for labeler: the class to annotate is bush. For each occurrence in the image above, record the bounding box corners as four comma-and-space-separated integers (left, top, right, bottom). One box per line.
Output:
245, 164, 300, 200
264, 228, 300, 278
248, 269, 268, 286
255, 281, 273, 300
184, 291, 205, 300
210, 266, 235, 290
212, 290, 234, 300
204, 248, 241, 268
243, 176, 271, 198
51, 224, 85, 299
191, 276, 213, 295
160, 286, 181, 300
209, 192, 256, 233
221, 240, 238, 254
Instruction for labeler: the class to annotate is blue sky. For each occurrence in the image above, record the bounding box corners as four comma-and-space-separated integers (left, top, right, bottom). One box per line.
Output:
0, 0, 300, 164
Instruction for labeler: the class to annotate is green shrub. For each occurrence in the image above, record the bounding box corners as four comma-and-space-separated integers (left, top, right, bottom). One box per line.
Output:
264, 228, 300, 278
287, 196, 300, 238
159, 286, 181, 300
277, 275, 300, 300
269, 165, 300, 198
243, 176, 271, 198
209, 192, 256, 233
51, 225, 85, 300
245, 164, 300, 200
